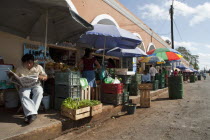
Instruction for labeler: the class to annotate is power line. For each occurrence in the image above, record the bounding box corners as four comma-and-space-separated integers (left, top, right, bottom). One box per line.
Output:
156, 14, 170, 34
173, 20, 183, 41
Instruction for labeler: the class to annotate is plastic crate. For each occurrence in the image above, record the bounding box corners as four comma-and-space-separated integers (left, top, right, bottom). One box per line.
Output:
131, 74, 142, 83
117, 75, 132, 84
123, 84, 129, 92
129, 82, 140, 96
190, 75, 195, 83
159, 82, 165, 89
54, 97, 66, 110
152, 80, 159, 90
123, 92, 129, 104
101, 83, 123, 94
55, 85, 81, 99
155, 73, 165, 81
55, 71, 80, 86
101, 93, 123, 105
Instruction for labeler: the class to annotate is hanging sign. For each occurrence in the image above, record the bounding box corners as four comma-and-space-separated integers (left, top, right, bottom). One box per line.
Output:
23, 43, 50, 64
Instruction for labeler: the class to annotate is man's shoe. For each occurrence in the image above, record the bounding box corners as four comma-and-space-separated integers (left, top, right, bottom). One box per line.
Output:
31, 114, 37, 121
28, 114, 37, 124
25, 114, 37, 124
24, 115, 32, 124
24, 116, 29, 123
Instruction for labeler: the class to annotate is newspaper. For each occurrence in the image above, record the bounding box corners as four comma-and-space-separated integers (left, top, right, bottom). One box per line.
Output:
8, 70, 39, 88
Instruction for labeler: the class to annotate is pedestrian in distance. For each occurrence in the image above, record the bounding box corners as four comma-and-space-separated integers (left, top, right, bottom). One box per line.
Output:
142, 70, 151, 83
173, 69, 178, 76
149, 65, 158, 81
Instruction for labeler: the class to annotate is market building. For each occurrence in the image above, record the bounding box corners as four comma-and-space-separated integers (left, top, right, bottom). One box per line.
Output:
0, 0, 189, 68
0, 0, 189, 112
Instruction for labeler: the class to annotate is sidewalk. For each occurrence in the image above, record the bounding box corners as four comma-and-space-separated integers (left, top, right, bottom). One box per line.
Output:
0, 88, 168, 140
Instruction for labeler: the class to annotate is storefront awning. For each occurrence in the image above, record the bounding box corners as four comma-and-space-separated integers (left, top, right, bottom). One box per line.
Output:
0, 0, 93, 44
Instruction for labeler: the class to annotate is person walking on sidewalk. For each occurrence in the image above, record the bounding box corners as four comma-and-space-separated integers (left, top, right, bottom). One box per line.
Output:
15, 54, 48, 124
149, 65, 158, 81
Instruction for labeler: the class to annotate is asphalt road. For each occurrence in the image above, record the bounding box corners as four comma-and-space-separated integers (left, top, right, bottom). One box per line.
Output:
56, 75, 210, 140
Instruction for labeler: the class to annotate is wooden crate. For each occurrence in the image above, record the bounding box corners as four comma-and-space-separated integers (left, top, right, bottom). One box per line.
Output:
81, 86, 91, 100
95, 85, 101, 101
61, 106, 90, 120
90, 103, 102, 116
139, 83, 153, 90
140, 90, 151, 108
81, 86, 101, 100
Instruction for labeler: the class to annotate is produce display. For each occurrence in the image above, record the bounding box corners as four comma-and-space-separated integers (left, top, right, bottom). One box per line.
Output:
62, 97, 101, 109
46, 61, 78, 72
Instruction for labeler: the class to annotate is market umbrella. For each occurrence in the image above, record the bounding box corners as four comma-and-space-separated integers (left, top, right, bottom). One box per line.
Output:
139, 56, 165, 64
182, 68, 193, 72
147, 48, 181, 55
190, 68, 198, 73
0, 0, 93, 57
176, 64, 188, 70
174, 68, 181, 71
147, 48, 182, 61
148, 52, 182, 61
96, 47, 147, 57
78, 24, 142, 63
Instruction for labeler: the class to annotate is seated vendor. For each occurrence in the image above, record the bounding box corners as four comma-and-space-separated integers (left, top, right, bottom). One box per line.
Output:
142, 70, 151, 83
15, 54, 48, 124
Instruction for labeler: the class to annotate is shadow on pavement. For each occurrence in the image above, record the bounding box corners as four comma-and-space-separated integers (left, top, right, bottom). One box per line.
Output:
152, 97, 170, 102
0, 107, 28, 127
111, 112, 128, 119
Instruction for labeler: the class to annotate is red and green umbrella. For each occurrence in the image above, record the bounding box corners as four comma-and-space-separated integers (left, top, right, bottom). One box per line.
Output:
147, 48, 181, 55
147, 48, 182, 61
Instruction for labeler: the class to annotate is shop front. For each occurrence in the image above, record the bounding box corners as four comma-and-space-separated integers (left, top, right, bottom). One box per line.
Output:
0, 0, 94, 114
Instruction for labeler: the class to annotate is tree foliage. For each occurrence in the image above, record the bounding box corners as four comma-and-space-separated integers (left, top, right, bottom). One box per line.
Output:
176, 46, 199, 70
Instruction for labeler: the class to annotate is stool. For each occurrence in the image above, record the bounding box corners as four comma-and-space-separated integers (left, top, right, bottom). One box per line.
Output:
139, 83, 152, 108
140, 90, 151, 108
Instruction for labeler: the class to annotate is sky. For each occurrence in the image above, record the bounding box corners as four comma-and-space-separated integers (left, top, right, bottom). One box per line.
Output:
119, 0, 210, 70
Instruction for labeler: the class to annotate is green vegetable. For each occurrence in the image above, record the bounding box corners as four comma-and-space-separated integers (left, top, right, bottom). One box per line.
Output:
62, 98, 101, 109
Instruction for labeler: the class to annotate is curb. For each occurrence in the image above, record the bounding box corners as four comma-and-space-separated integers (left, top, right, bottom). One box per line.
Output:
4, 88, 168, 140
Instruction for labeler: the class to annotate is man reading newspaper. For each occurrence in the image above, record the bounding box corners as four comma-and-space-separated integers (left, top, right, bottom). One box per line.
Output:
10, 54, 47, 124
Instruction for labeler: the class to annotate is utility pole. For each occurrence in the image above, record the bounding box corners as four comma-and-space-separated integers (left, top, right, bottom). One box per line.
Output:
169, 0, 174, 49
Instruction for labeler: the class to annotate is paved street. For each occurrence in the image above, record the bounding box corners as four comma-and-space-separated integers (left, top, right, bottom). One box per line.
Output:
56, 75, 210, 140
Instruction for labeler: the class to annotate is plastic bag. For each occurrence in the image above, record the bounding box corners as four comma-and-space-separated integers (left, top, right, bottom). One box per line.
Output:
104, 76, 114, 84
99, 66, 106, 80
113, 77, 120, 84
80, 78, 88, 89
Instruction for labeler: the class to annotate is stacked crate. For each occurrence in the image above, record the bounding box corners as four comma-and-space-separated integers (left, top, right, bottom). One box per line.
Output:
101, 83, 127, 105
117, 75, 132, 102
152, 80, 159, 90
54, 71, 81, 110
117, 75, 132, 98
155, 73, 165, 89
129, 74, 141, 96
